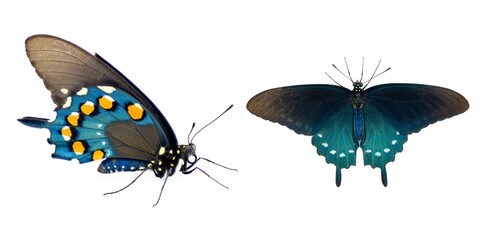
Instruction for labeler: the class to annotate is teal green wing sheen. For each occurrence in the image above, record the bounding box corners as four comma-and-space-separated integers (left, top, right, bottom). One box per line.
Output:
311, 105, 358, 186
247, 69, 468, 186
247, 85, 352, 135
361, 106, 408, 186
247, 84, 354, 186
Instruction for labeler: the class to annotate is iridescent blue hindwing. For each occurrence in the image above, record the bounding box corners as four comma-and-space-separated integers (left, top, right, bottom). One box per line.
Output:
311, 105, 358, 186
21, 86, 161, 165
361, 106, 408, 186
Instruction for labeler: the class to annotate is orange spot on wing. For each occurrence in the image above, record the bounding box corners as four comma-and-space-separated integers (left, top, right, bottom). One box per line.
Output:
61, 126, 72, 140
67, 113, 80, 126
72, 141, 86, 155
92, 150, 105, 161
80, 101, 95, 115
127, 103, 144, 120
98, 96, 115, 110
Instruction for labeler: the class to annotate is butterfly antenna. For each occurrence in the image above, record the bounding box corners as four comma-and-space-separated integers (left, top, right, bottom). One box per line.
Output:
187, 122, 196, 144
360, 57, 365, 82
324, 72, 344, 87
103, 167, 149, 196
332, 63, 353, 83
190, 104, 233, 143
152, 173, 169, 207
343, 57, 355, 83
363, 59, 391, 89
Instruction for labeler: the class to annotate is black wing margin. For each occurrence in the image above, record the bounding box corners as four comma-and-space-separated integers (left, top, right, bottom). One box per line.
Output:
247, 84, 352, 136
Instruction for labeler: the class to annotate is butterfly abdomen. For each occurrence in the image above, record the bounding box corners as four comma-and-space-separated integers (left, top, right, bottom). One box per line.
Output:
353, 108, 365, 143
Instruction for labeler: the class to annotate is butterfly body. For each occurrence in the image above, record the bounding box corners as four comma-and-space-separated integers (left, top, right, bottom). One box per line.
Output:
18, 35, 216, 204
248, 76, 468, 186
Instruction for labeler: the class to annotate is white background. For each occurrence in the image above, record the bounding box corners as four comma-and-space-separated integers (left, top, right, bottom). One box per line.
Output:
1, 1, 479, 239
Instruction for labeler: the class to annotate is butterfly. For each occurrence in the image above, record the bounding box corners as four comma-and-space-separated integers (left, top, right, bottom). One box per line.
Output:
18, 35, 234, 206
247, 59, 469, 187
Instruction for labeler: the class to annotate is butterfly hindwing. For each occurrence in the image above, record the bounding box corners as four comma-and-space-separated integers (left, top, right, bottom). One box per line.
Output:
361, 83, 468, 186
98, 159, 150, 174
311, 105, 358, 186
361, 106, 408, 186
19, 86, 161, 164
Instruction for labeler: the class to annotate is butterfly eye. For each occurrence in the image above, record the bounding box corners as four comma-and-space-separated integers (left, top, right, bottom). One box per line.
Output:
187, 154, 197, 163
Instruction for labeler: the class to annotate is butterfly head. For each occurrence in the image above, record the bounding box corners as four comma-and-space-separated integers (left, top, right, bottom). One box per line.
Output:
180, 143, 197, 162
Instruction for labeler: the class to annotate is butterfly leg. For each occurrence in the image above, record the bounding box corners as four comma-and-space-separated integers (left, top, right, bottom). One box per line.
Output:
152, 173, 169, 207
104, 167, 149, 195
182, 166, 230, 189
183, 156, 237, 173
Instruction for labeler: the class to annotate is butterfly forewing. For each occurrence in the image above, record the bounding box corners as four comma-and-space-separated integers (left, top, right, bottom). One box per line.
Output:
365, 84, 469, 134
25, 35, 177, 148
247, 84, 352, 135
26, 35, 120, 108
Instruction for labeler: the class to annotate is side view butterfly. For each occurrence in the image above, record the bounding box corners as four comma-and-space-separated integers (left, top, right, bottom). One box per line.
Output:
247, 59, 469, 186
18, 35, 235, 206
